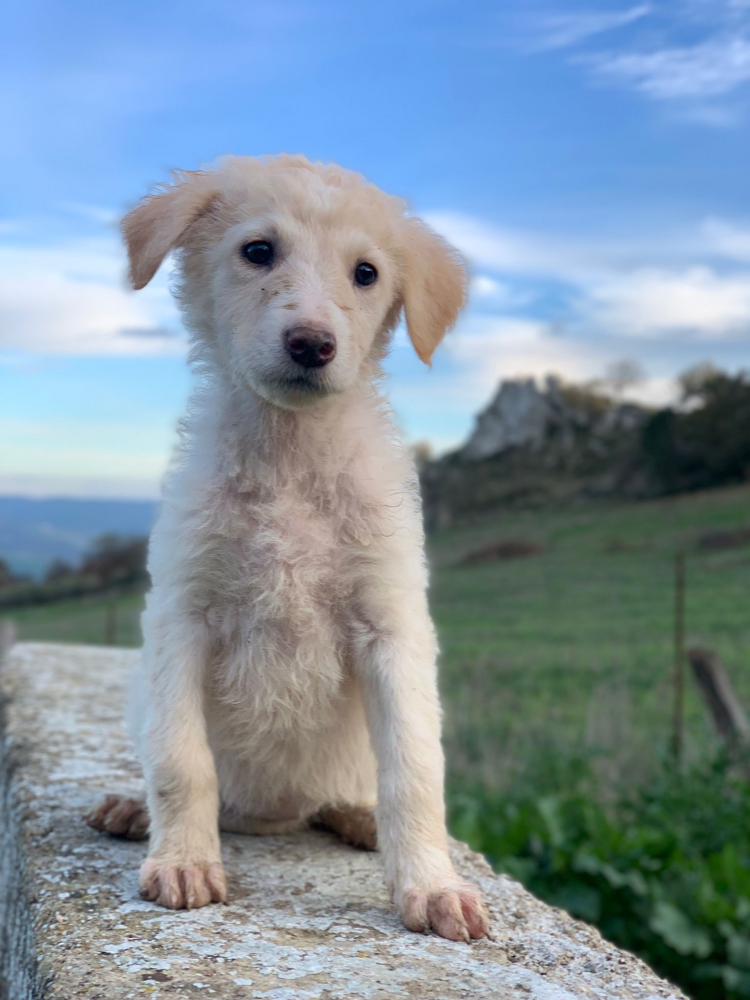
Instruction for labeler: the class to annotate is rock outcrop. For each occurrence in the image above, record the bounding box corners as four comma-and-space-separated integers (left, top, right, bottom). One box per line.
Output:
1, 641, 684, 999
421, 377, 652, 528
461, 376, 647, 465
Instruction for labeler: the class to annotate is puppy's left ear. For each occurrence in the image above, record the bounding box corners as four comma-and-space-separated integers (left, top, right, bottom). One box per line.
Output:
122, 170, 220, 290
400, 218, 467, 364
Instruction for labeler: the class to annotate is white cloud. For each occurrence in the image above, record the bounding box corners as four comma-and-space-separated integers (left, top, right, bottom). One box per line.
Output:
444, 316, 605, 400
590, 36, 750, 100
618, 375, 678, 408
528, 5, 651, 52
426, 211, 597, 281
469, 273, 533, 309
514, 3, 750, 122
0, 235, 183, 356
703, 217, 750, 262
587, 267, 750, 338
0, 473, 161, 500
471, 274, 506, 297
1, 415, 174, 484
428, 210, 750, 342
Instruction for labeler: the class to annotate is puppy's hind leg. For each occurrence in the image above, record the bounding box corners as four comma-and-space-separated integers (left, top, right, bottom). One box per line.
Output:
86, 794, 150, 841
314, 804, 377, 851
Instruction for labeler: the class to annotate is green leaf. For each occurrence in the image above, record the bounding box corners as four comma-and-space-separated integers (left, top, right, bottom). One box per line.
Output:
728, 933, 750, 971
549, 882, 602, 923
537, 796, 565, 849
572, 854, 648, 896
648, 901, 713, 958
722, 965, 750, 996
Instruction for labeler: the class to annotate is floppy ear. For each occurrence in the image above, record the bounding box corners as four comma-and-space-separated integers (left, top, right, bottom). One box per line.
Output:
122, 170, 220, 290
400, 217, 467, 364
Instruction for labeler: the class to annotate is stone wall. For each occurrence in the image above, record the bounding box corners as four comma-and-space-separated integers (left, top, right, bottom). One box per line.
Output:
0, 641, 684, 999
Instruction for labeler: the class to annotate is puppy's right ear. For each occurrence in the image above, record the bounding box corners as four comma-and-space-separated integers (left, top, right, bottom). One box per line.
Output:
122, 171, 220, 290
400, 218, 467, 365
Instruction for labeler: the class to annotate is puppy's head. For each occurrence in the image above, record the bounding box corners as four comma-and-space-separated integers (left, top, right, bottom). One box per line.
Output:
123, 155, 466, 408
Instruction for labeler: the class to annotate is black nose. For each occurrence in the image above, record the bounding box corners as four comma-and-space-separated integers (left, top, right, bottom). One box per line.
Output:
284, 326, 337, 369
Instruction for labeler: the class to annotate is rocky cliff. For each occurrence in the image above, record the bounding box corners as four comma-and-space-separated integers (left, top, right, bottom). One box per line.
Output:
421, 377, 653, 530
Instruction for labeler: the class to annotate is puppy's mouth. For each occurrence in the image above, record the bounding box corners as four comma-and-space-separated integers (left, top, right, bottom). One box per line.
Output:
269, 372, 333, 395
273, 373, 322, 389
251, 366, 340, 409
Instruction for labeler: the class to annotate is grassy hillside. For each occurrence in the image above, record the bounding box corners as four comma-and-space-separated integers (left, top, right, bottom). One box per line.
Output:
9, 588, 145, 647
432, 482, 750, 797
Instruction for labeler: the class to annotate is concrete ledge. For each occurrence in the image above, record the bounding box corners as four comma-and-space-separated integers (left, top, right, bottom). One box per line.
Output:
0, 641, 684, 999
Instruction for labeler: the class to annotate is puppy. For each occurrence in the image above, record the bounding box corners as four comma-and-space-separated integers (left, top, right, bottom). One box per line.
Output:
87, 156, 489, 942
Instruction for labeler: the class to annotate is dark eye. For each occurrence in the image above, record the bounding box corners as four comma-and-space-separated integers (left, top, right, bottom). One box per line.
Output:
354, 262, 377, 287
241, 241, 274, 267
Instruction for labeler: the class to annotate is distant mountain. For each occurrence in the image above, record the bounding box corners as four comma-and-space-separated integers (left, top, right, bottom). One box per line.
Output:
0, 496, 158, 578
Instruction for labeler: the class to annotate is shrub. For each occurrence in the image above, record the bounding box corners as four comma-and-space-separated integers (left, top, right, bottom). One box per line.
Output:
449, 755, 750, 1000
642, 368, 750, 494
79, 534, 148, 588
0, 535, 148, 609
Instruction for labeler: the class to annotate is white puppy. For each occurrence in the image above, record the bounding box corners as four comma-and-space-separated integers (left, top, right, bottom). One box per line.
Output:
87, 155, 489, 942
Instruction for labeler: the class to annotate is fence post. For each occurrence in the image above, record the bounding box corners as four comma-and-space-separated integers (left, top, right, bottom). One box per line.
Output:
672, 551, 686, 765
688, 647, 750, 748
0, 618, 16, 659
105, 603, 117, 646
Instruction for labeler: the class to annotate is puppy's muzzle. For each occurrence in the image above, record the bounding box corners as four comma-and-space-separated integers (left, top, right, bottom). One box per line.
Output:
284, 326, 337, 369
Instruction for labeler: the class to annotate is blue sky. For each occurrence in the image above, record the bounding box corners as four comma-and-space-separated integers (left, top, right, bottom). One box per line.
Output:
2, 0, 750, 497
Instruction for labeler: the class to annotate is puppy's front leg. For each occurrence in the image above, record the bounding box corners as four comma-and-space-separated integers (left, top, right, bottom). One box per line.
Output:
137, 616, 226, 910
354, 595, 490, 941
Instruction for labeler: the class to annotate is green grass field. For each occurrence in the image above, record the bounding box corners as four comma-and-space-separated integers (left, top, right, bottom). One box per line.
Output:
431, 483, 750, 797
8, 588, 145, 648
7, 482, 750, 797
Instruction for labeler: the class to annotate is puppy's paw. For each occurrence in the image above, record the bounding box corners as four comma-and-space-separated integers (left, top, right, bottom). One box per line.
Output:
139, 858, 227, 910
86, 794, 150, 841
399, 880, 490, 942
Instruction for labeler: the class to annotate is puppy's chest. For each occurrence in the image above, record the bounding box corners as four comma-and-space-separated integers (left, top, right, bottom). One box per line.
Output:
197, 482, 372, 624
199, 483, 374, 720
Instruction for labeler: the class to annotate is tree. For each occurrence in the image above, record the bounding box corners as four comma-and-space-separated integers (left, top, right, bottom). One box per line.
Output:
641, 367, 750, 493
410, 441, 433, 471
0, 559, 16, 588
604, 359, 646, 399
80, 535, 148, 587
679, 362, 722, 402
45, 559, 74, 583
